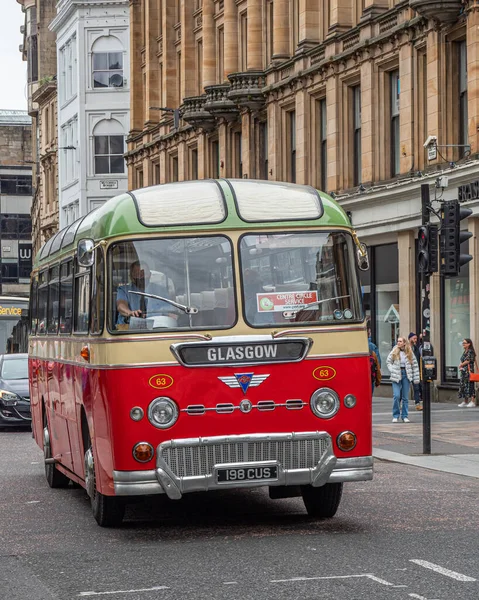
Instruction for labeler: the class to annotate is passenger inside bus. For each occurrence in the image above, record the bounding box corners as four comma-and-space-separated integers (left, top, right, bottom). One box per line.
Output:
116, 261, 179, 327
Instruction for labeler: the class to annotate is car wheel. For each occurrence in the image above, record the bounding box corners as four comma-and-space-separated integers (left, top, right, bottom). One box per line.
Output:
300, 482, 343, 518
84, 440, 125, 527
43, 418, 70, 489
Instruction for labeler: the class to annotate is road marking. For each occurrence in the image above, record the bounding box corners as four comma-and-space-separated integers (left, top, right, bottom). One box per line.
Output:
409, 594, 440, 600
271, 573, 406, 587
25, 500, 41, 504
78, 586, 169, 597
410, 560, 476, 582
223, 582, 238, 585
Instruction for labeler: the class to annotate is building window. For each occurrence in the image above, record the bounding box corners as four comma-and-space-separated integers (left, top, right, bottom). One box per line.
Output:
240, 12, 248, 71
291, 0, 299, 54
59, 35, 77, 102
217, 27, 224, 83
266, 1, 273, 64
211, 140, 220, 178
170, 155, 179, 182
289, 111, 296, 183
390, 70, 400, 177
319, 98, 327, 191
352, 85, 361, 185
417, 50, 427, 171
234, 132, 243, 178
0, 176, 32, 195
153, 161, 160, 185
93, 51, 124, 88
189, 146, 198, 180
94, 135, 125, 174
259, 121, 268, 179
196, 40, 203, 94
177, 51, 182, 105
458, 40, 468, 150
137, 169, 144, 188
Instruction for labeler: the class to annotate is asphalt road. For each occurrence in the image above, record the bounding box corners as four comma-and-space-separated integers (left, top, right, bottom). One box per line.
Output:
1, 427, 479, 600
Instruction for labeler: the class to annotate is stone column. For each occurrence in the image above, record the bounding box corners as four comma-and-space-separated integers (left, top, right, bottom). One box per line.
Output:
247, 0, 262, 70
299, 0, 320, 49
241, 111, 253, 178
426, 28, 443, 166
272, 0, 290, 61
181, 0, 195, 99
129, 0, 144, 132
197, 133, 207, 179
360, 59, 374, 184
328, 0, 353, 35
398, 231, 416, 340
326, 70, 340, 192
295, 86, 310, 184
219, 122, 228, 178
467, 7, 479, 155
163, 0, 177, 109
399, 41, 414, 174
159, 149, 167, 184
362, 0, 388, 20
267, 99, 281, 179
224, 0, 238, 77
202, 0, 216, 88
178, 141, 187, 181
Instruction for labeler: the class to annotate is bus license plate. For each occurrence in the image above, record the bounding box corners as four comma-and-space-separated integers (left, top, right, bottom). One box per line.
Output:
217, 466, 278, 483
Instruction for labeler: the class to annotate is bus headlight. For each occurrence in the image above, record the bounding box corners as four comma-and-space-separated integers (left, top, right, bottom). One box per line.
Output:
148, 397, 179, 429
310, 388, 339, 419
344, 394, 357, 408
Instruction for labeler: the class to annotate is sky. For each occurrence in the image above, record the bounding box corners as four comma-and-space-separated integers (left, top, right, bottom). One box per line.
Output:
0, 2, 28, 111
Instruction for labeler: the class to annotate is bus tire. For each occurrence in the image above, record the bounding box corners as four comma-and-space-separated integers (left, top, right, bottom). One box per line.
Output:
300, 482, 343, 518
43, 417, 70, 489
84, 442, 125, 527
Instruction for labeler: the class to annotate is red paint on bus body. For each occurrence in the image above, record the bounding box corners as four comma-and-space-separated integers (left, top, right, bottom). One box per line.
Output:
29, 356, 371, 496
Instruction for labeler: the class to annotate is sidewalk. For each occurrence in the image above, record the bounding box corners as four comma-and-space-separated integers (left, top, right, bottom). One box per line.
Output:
372, 396, 479, 479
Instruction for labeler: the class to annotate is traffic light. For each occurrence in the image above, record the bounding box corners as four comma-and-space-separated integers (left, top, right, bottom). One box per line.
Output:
440, 200, 473, 276
417, 224, 438, 275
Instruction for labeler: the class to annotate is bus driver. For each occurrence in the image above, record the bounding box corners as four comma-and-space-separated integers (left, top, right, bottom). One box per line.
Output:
116, 261, 178, 325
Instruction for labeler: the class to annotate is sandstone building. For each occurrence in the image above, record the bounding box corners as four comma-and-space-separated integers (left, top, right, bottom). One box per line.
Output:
126, 0, 479, 398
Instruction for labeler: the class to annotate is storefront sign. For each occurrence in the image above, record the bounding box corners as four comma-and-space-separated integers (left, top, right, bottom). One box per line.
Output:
100, 180, 118, 190
0, 306, 22, 316
458, 180, 479, 202
256, 291, 318, 313
19, 243, 32, 264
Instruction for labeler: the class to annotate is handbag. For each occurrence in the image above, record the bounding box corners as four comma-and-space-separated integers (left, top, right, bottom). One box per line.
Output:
468, 365, 479, 382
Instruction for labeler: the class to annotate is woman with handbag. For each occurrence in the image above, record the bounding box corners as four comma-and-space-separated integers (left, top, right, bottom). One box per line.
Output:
387, 337, 420, 423
458, 338, 478, 408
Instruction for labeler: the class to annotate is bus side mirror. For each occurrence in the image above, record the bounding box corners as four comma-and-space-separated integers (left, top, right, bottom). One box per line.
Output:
357, 242, 369, 271
77, 239, 95, 267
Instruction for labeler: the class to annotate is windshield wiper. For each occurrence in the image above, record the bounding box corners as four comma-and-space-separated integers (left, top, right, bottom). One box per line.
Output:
128, 290, 199, 315
284, 294, 351, 319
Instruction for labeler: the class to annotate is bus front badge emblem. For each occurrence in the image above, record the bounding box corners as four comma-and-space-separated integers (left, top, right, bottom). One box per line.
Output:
239, 399, 253, 413
218, 373, 270, 394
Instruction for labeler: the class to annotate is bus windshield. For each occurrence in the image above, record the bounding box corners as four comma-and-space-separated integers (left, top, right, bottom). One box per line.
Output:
110, 236, 235, 332
239, 231, 363, 327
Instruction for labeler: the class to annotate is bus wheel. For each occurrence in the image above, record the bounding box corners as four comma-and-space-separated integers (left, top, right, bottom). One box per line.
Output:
300, 482, 343, 518
43, 419, 70, 489
84, 444, 125, 527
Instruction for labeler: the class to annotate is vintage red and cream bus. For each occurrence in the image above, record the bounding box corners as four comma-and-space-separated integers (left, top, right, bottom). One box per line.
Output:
29, 179, 372, 526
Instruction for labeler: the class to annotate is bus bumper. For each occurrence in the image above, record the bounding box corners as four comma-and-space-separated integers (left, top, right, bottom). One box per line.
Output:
112, 433, 373, 498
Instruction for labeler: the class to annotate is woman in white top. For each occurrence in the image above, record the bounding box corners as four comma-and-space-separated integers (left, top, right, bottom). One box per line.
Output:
387, 337, 420, 423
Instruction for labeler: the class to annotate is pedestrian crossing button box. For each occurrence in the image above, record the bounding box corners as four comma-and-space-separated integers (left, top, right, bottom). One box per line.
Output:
422, 356, 437, 381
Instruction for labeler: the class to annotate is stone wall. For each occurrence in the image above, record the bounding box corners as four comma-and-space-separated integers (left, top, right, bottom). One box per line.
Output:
0, 125, 33, 166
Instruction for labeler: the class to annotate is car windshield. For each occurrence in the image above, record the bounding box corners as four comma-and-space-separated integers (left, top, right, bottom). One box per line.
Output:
1, 357, 28, 380
110, 236, 235, 332
239, 231, 363, 327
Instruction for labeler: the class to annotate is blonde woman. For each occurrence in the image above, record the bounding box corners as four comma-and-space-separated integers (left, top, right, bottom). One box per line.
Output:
387, 337, 420, 423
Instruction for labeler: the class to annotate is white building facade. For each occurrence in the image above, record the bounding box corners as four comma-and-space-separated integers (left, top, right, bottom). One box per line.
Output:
50, 0, 130, 228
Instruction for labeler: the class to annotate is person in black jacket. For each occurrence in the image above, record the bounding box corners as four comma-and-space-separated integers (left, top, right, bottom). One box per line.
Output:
408, 332, 423, 411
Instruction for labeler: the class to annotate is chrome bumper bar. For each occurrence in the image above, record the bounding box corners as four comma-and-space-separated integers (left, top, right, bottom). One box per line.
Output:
112, 433, 373, 498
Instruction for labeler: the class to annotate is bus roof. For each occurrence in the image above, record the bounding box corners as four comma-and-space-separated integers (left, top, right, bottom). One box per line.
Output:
34, 179, 351, 268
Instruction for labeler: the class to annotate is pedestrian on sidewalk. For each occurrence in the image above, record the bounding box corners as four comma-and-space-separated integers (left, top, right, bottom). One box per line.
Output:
387, 336, 420, 423
408, 332, 423, 411
458, 338, 478, 408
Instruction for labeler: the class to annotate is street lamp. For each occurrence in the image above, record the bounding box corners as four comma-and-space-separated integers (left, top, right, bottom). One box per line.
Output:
149, 106, 180, 130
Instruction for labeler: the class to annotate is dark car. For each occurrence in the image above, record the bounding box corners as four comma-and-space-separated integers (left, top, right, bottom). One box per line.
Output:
0, 354, 31, 427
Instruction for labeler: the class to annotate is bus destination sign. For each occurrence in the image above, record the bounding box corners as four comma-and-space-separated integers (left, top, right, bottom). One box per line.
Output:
171, 338, 312, 366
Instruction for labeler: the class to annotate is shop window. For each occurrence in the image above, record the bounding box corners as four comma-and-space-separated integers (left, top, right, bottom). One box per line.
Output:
442, 239, 470, 382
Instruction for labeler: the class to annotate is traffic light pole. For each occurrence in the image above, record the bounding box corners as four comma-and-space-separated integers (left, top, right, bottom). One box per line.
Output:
420, 184, 432, 455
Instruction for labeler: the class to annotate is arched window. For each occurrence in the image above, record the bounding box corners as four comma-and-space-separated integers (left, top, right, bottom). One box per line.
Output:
92, 36, 124, 89
93, 119, 125, 175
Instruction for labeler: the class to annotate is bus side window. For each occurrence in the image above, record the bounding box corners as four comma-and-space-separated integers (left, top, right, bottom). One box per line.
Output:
59, 261, 73, 334
74, 267, 91, 334
47, 265, 60, 335
30, 276, 38, 335
90, 248, 104, 335
37, 270, 48, 335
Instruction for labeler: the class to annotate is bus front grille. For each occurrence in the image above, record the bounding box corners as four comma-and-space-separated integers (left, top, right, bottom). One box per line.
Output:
158, 435, 331, 478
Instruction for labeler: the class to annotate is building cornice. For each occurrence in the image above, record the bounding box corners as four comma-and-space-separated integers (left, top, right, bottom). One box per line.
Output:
50, 0, 128, 33
32, 81, 57, 105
